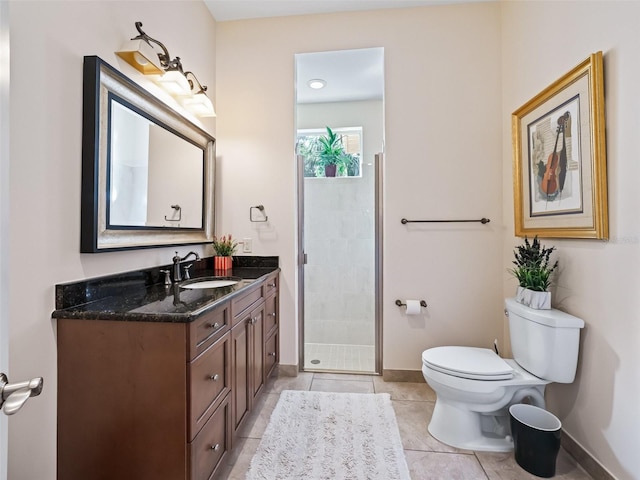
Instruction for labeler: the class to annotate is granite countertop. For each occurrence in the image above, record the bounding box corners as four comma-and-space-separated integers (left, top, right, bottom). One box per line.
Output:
52, 256, 279, 323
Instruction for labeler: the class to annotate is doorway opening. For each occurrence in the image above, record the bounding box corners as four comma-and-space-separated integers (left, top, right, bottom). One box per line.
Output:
295, 47, 384, 374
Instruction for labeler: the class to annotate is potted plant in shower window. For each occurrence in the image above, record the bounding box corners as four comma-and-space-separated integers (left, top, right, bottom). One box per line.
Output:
318, 126, 347, 177
509, 236, 558, 309
298, 126, 362, 178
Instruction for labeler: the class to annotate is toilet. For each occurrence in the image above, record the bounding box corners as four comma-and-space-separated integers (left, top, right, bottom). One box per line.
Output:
421, 297, 584, 452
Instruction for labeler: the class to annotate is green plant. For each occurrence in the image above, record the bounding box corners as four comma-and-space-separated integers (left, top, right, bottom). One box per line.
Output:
342, 152, 361, 176
318, 126, 347, 168
298, 136, 321, 176
509, 236, 558, 292
212, 234, 238, 256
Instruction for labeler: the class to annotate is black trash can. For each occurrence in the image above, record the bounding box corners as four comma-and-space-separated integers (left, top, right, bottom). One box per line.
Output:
509, 404, 562, 478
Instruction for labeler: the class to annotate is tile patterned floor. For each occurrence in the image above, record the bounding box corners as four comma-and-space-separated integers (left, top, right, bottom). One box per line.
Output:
216, 372, 594, 480
303, 342, 375, 373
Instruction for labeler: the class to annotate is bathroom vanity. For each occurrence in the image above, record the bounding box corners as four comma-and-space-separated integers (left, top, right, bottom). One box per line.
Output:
53, 257, 279, 480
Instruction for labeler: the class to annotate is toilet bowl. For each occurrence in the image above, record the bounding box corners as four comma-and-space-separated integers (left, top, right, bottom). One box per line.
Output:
421, 298, 584, 452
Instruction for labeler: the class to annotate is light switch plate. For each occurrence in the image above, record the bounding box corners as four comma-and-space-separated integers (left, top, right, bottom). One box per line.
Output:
243, 238, 252, 253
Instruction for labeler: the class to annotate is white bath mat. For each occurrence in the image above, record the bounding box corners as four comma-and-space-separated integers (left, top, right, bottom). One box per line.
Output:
246, 390, 411, 480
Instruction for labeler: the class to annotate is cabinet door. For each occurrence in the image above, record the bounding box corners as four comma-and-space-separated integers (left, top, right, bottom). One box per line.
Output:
264, 292, 278, 338
231, 318, 251, 435
249, 303, 265, 401
264, 332, 278, 379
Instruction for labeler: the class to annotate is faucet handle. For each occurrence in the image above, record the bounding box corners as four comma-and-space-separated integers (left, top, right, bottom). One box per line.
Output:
159, 269, 171, 285
183, 264, 193, 280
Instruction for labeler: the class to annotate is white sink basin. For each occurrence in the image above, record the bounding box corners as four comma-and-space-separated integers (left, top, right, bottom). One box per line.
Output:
181, 279, 239, 290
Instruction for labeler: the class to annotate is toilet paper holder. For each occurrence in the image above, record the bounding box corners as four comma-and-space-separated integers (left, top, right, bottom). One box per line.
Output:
395, 299, 428, 308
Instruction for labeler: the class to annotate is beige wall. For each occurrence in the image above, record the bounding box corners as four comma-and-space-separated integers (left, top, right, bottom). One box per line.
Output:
501, 2, 640, 479
7, 2, 216, 478
216, 2, 504, 370
7, 1, 637, 479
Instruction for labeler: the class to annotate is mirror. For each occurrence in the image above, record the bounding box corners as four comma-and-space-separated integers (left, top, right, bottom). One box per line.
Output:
81, 56, 215, 252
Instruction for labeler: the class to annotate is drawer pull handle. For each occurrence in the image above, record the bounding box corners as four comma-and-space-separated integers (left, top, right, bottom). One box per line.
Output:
211, 443, 221, 451
208, 322, 220, 329
268, 352, 276, 357
209, 374, 220, 381
268, 313, 276, 317
250, 317, 257, 324
267, 283, 276, 288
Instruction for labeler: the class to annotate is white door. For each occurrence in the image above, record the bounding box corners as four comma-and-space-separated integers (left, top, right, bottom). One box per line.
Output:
0, 3, 10, 478
0, 10, 43, 478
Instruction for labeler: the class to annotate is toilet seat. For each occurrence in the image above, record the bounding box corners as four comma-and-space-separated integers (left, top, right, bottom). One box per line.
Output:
422, 346, 514, 380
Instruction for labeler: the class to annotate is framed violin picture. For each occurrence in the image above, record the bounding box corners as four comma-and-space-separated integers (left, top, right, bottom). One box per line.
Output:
512, 51, 608, 240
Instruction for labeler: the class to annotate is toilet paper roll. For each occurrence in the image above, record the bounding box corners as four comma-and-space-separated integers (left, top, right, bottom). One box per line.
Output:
405, 300, 422, 315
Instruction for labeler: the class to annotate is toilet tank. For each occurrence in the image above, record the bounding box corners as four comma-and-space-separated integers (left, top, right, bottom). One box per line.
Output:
505, 298, 585, 383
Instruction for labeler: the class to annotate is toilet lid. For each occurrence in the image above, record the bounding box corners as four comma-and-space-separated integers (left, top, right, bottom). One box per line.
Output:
422, 346, 514, 380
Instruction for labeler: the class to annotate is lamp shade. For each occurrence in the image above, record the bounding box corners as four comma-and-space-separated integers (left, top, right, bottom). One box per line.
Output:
181, 92, 216, 117
115, 39, 164, 75
153, 69, 192, 96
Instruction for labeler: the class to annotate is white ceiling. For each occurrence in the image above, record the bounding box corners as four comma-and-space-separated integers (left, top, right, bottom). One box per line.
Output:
296, 48, 384, 104
204, 0, 483, 22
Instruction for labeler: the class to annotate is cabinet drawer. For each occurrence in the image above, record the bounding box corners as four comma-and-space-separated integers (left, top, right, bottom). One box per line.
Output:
189, 394, 230, 480
231, 283, 263, 324
264, 332, 278, 379
264, 274, 278, 297
189, 303, 230, 360
189, 332, 230, 439
264, 293, 278, 337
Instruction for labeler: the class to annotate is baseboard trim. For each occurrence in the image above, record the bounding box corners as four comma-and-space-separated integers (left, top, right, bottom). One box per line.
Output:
275, 363, 298, 377
382, 369, 425, 383
561, 431, 616, 480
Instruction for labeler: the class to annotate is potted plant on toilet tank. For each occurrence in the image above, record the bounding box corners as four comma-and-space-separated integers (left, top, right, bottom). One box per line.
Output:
510, 236, 558, 309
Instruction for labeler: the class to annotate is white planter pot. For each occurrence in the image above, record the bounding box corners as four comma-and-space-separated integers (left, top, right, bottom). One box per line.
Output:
516, 287, 551, 310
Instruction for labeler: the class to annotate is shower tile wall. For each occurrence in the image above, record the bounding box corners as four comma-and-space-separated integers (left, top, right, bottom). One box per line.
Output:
304, 164, 375, 348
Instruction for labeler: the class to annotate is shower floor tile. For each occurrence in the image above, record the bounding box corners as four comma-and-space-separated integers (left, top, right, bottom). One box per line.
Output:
304, 343, 375, 373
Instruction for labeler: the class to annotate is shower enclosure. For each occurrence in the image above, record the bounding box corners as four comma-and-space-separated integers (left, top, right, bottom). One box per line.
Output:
295, 48, 384, 374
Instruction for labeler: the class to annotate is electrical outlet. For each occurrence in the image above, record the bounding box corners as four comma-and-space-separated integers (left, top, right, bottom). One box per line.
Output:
243, 238, 252, 253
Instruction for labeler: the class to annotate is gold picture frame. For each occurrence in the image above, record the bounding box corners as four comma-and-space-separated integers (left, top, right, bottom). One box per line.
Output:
512, 51, 608, 239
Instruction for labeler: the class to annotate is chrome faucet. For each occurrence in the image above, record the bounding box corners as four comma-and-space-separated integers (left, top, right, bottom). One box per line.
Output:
172, 251, 200, 282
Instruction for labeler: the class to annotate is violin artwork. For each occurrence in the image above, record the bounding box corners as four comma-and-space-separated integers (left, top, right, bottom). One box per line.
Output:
537, 111, 570, 202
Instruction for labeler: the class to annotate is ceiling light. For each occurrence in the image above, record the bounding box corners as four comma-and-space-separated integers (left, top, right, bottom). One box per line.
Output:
308, 79, 326, 89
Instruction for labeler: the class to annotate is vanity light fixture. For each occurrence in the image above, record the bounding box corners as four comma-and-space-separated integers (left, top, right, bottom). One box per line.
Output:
308, 79, 326, 89
115, 22, 216, 117
115, 37, 164, 75
154, 60, 192, 97
181, 72, 216, 117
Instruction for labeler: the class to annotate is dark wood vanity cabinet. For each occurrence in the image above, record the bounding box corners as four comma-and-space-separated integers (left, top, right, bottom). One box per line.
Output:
264, 274, 279, 378
57, 273, 278, 480
230, 284, 267, 437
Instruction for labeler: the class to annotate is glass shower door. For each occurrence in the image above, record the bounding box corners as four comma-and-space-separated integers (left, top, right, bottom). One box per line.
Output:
300, 154, 380, 374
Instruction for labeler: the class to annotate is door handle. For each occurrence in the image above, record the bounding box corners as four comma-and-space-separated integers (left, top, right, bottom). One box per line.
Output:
0, 373, 44, 416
